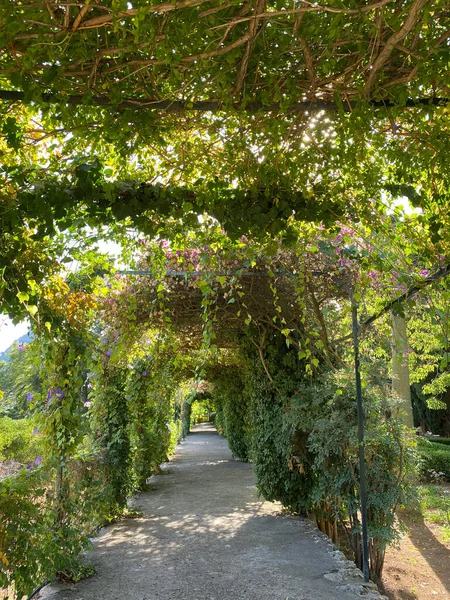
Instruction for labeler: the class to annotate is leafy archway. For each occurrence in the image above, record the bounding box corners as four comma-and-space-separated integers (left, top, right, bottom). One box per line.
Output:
1, 1, 450, 597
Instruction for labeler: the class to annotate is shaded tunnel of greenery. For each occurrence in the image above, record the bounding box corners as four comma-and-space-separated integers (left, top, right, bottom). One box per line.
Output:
1, 1, 450, 597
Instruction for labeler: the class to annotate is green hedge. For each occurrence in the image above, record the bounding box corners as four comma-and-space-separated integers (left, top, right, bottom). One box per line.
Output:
417, 437, 450, 480
425, 436, 450, 446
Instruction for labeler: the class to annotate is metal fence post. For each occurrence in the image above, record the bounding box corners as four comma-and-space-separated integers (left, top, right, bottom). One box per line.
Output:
350, 287, 370, 583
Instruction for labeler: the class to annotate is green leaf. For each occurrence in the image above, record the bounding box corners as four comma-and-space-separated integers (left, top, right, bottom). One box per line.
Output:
27, 305, 38, 317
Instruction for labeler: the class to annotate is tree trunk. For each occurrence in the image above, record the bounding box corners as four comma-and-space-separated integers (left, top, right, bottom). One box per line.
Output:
391, 312, 414, 428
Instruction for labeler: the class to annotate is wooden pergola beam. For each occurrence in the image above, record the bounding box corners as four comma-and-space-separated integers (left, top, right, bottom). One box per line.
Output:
0, 90, 448, 112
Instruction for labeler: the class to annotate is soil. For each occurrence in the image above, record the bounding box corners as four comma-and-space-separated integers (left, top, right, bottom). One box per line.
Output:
0, 459, 22, 480
381, 508, 450, 600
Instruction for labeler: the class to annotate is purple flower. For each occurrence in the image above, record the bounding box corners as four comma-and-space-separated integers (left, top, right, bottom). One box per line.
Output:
106, 350, 111, 357
55, 389, 64, 399
420, 269, 429, 277
367, 270, 378, 279
27, 392, 34, 401
47, 390, 53, 401
18, 343, 26, 351
142, 371, 147, 376
26, 465, 32, 471
84, 401, 91, 408
34, 456, 41, 466
32, 427, 39, 436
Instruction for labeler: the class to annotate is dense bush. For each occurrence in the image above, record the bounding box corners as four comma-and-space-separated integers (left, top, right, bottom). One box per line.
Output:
90, 368, 133, 515
0, 459, 102, 599
127, 360, 173, 489
211, 367, 251, 462
0, 416, 41, 463
424, 436, 450, 446
288, 370, 416, 580
417, 437, 450, 480
212, 329, 416, 582
0, 467, 61, 598
0, 353, 184, 598
243, 340, 315, 511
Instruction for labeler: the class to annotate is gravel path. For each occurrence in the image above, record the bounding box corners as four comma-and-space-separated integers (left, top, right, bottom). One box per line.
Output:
41, 424, 386, 600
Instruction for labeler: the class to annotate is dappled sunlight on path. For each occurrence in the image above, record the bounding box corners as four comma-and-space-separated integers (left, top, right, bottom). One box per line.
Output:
41, 424, 385, 600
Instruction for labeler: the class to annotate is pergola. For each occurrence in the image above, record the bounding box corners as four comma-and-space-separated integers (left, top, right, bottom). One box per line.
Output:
1, 0, 450, 585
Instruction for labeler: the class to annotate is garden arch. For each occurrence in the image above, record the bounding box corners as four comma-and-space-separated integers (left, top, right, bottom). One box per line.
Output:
1, 3, 450, 598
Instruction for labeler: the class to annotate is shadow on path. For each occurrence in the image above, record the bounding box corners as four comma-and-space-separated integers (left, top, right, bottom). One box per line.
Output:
41, 424, 384, 600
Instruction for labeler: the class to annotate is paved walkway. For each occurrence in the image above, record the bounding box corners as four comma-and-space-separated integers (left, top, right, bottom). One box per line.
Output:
42, 424, 385, 600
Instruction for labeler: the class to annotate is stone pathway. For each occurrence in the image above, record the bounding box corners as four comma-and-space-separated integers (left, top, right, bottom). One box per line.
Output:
41, 424, 386, 600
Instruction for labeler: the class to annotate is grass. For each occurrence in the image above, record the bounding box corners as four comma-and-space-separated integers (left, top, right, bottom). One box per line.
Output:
415, 484, 450, 543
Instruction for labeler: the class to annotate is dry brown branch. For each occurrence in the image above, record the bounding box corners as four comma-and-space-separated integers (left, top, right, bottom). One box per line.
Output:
45, 1, 63, 28
71, 4, 92, 31
63, 4, 70, 28
182, 32, 253, 63
78, 0, 211, 29
198, 2, 235, 18
298, 36, 316, 98
293, 12, 305, 36
306, 283, 341, 369
217, 2, 252, 46
234, 0, 265, 96
364, 0, 428, 94
210, 0, 394, 31
248, 328, 281, 391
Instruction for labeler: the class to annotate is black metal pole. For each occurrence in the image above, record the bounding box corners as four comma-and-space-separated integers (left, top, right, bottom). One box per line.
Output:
350, 289, 370, 583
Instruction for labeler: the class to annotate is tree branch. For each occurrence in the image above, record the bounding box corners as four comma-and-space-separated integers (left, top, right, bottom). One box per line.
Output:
210, 0, 394, 30
234, 0, 265, 96
335, 263, 450, 344
364, 0, 428, 94
77, 0, 210, 29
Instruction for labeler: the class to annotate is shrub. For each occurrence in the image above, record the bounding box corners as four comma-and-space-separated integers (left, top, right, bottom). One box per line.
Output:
215, 330, 417, 582
417, 437, 450, 480
289, 369, 417, 581
425, 436, 450, 446
241, 333, 315, 511
211, 367, 251, 461
0, 465, 94, 599
0, 416, 41, 463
